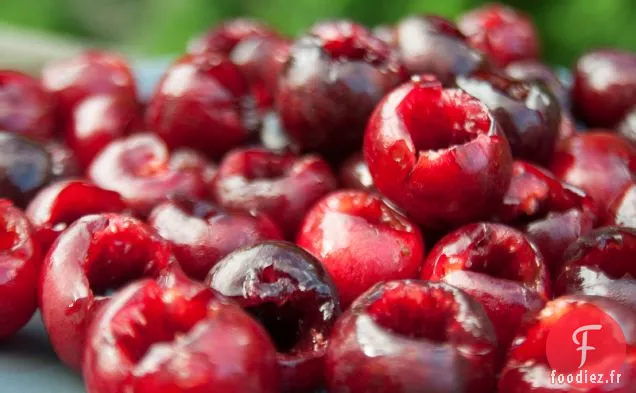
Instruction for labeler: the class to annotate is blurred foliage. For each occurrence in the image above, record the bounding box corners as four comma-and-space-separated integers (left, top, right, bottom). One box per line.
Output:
1, 0, 635, 66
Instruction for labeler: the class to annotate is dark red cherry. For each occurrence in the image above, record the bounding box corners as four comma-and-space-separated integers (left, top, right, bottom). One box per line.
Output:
0, 70, 55, 140
395, 15, 487, 85
277, 20, 407, 156
207, 241, 340, 392
0, 132, 53, 207
456, 69, 561, 164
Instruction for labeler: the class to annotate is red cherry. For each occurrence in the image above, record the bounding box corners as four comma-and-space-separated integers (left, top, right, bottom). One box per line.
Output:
364, 75, 513, 228
188, 18, 280, 56
0, 70, 55, 140
39, 213, 182, 369
26, 180, 128, 252
338, 152, 375, 192
505, 60, 570, 111
556, 226, 636, 311
213, 147, 336, 238
207, 241, 340, 392
297, 190, 425, 308
278, 20, 406, 156
41, 51, 137, 127
0, 200, 40, 339
169, 148, 218, 196
230, 36, 291, 109
606, 184, 636, 228
88, 133, 207, 216
459, 3, 540, 67
456, 68, 562, 164
421, 222, 550, 357
83, 279, 280, 393
499, 295, 636, 393
326, 280, 498, 393
65, 94, 141, 169
495, 161, 598, 274
572, 49, 636, 128
146, 53, 259, 159
149, 197, 283, 281
550, 132, 636, 218
395, 15, 487, 84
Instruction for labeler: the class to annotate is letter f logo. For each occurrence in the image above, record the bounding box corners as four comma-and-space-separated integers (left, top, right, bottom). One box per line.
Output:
573, 324, 603, 368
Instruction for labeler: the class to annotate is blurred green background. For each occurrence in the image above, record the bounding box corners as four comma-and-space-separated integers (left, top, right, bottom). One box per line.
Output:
1, 0, 635, 67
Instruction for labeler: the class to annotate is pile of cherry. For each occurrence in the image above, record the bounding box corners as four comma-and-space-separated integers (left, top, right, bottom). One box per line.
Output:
1, 3, 636, 392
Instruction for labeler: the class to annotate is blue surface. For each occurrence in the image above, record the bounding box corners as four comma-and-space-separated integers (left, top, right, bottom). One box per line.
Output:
0, 314, 84, 393
132, 57, 173, 103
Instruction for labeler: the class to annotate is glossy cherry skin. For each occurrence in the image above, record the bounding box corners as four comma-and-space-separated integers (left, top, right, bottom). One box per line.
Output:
607, 184, 636, 228
0, 70, 55, 140
146, 53, 259, 160
213, 147, 336, 238
169, 148, 218, 197
394, 15, 487, 85
65, 94, 141, 169
230, 36, 291, 109
207, 241, 340, 392
503, 60, 576, 145
499, 295, 636, 393
364, 75, 513, 228
555, 226, 636, 311
495, 161, 598, 275
258, 111, 298, 153
45, 140, 81, 180
26, 180, 128, 253
88, 133, 207, 216
0, 132, 53, 207
277, 20, 407, 156
550, 132, 636, 217
421, 223, 550, 357
326, 280, 498, 393
187, 20, 281, 110
618, 106, 636, 144
297, 190, 424, 307
188, 18, 280, 56
572, 49, 636, 128
83, 279, 281, 393
458, 3, 540, 68
41, 51, 137, 127
456, 69, 561, 164
338, 152, 375, 191
149, 197, 283, 281
0, 200, 41, 339
505, 60, 570, 111
39, 213, 182, 370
